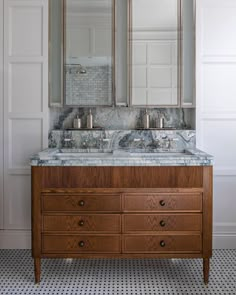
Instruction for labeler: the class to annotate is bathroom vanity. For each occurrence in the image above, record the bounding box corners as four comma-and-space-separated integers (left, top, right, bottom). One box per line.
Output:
31, 130, 213, 284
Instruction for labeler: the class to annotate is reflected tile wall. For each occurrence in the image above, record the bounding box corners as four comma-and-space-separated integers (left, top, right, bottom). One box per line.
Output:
65, 65, 112, 106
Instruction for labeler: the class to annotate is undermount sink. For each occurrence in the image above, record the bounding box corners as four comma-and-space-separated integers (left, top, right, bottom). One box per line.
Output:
128, 150, 193, 157
55, 151, 113, 158
53, 149, 193, 158
129, 152, 192, 157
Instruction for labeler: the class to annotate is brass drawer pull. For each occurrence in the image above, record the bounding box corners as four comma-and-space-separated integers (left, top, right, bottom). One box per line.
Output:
78, 241, 85, 248
78, 200, 85, 207
159, 200, 165, 207
160, 240, 165, 247
78, 220, 84, 227
160, 220, 166, 227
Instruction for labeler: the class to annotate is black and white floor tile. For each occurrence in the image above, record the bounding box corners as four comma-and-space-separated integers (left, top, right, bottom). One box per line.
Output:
0, 250, 235, 295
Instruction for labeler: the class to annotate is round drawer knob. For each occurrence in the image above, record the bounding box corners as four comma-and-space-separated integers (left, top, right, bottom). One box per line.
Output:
160, 220, 165, 227
159, 200, 165, 207
160, 240, 165, 247
78, 200, 85, 207
79, 241, 85, 248
78, 220, 84, 227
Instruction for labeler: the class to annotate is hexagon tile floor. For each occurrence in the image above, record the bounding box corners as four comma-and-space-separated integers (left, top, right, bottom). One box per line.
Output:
0, 250, 235, 295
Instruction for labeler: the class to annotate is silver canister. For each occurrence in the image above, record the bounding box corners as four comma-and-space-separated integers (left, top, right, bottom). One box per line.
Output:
143, 110, 150, 129
159, 116, 165, 129
73, 116, 81, 129
87, 109, 93, 129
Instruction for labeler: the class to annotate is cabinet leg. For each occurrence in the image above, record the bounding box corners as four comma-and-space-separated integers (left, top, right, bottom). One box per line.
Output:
203, 258, 210, 285
34, 258, 41, 284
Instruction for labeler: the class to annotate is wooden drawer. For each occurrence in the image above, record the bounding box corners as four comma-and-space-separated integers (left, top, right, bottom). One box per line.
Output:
43, 214, 121, 233
42, 234, 121, 253
123, 234, 202, 253
123, 193, 202, 212
123, 214, 202, 232
42, 194, 121, 212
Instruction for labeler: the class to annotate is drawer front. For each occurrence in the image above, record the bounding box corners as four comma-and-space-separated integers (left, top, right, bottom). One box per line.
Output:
123, 214, 202, 232
42, 194, 121, 212
42, 235, 121, 253
43, 214, 121, 233
123, 234, 202, 253
123, 194, 202, 212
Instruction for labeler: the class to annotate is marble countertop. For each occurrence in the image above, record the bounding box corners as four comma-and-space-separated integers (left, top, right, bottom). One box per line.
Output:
30, 148, 213, 167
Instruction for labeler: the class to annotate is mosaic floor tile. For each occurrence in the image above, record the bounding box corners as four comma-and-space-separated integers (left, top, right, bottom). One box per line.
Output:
0, 250, 235, 295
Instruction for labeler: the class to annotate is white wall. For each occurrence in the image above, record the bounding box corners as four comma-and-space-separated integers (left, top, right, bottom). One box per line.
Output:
0, 0, 48, 248
0, 0, 235, 249
0, 0, 4, 230
196, 0, 236, 249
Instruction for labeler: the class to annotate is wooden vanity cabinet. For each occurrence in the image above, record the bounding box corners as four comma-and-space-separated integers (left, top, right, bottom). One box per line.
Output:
32, 166, 212, 284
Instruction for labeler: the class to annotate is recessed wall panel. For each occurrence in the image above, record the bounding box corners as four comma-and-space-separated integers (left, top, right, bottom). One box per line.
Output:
10, 119, 42, 169
133, 43, 147, 65
201, 120, 236, 169
10, 63, 42, 113
149, 43, 172, 65
202, 3, 236, 56
213, 176, 236, 226
202, 64, 236, 112
148, 89, 172, 105
133, 66, 147, 88
9, 6, 43, 56
132, 88, 147, 105
149, 67, 172, 87
5, 175, 31, 230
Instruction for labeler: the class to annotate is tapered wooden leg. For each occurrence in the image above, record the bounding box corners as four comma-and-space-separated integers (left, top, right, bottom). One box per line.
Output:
203, 258, 210, 285
34, 258, 41, 284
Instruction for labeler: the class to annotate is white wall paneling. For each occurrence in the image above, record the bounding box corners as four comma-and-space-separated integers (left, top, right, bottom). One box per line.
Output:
132, 40, 178, 106
1, 0, 48, 247
196, 0, 236, 249
0, 0, 4, 230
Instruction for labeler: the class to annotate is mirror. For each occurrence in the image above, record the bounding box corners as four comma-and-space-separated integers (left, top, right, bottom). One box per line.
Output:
64, 0, 115, 106
129, 0, 195, 107
49, 0, 64, 107
64, 0, 114, 106
181, 0, 195, 107
49, 0, 195, 108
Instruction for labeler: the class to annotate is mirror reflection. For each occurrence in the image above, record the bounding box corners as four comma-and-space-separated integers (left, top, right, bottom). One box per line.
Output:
129, 0, 180, 107
64, 0, 114, 106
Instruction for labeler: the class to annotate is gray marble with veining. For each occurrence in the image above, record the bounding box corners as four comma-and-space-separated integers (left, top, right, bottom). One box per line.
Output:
30, 147, 213, 167
50, 107, 195, 131
49, 129, 196, 151
31, 129, 213, 166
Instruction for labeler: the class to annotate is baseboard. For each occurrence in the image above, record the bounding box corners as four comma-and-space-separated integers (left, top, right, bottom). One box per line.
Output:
0, 230, 31, 249
0, 230, 235, 250
213, 233, 236, 249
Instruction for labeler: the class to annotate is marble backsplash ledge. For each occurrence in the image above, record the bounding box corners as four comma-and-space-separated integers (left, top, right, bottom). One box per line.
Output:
50, 107, 195, 131
49, 129, 196, 151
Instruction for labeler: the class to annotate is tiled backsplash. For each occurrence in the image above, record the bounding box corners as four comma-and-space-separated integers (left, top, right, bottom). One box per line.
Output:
65, 65, 112, 106
50, 107, 195, 130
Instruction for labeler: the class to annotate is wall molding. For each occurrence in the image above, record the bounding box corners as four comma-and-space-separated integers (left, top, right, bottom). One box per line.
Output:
200, 113, 236, 120
0, 230, 31, 249
214, 169, 236, 176
213, 233, 236, 249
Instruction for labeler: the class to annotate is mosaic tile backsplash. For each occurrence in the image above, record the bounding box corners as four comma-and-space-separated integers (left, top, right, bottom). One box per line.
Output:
65, 65, 112, 106
50, 107, 195, 131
